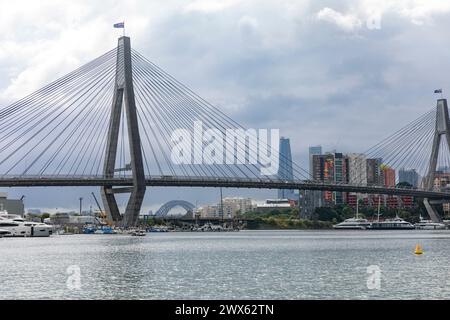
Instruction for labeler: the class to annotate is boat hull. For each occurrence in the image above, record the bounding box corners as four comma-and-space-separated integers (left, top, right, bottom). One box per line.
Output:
333, 226, 367, 230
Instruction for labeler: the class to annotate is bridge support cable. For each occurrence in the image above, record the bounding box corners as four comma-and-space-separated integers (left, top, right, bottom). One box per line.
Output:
339, 108, 438, 189
10, 67, 116, 176
0, 51, 116, 145
132, 51, 309, 179
340, 100, 450, 222
131, 50, 312, 182
0, 50, 117, 177
0, 49, 116, 124
133, 54, 271, 180
132, 62, 246, 179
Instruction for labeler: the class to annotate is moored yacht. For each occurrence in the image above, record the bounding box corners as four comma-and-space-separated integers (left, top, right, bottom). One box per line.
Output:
131, 229, 146, 236
0, 228, 10, 237
0, 210, 53, 237
333, 217, 371, 230
333, 194, 370, 229
368, 216, 415, 230
415, 216, 446, 230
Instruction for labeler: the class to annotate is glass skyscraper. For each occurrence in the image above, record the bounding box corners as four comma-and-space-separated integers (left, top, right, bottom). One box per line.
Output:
399, 168, 419, 188
278, 137, 296, 200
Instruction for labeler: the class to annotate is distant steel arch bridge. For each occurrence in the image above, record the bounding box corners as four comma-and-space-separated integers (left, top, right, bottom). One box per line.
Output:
155, 200, 195, 217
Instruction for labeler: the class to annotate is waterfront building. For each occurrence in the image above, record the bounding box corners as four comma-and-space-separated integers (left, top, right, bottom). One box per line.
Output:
278, 137, 296, 200
311, 152, 348, 206
198, 205, 220, 218
223, 197, 254, 215
347, 194, 414, 210
48, 212, 98, 225
198, 197, 255, 219
0, 192, 24, 216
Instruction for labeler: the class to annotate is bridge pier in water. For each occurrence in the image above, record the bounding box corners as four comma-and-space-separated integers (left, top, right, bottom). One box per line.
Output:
101, 36, 146, 227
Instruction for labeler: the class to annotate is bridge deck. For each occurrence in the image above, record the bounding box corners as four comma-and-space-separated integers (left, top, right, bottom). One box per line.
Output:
0, 176, 449, 200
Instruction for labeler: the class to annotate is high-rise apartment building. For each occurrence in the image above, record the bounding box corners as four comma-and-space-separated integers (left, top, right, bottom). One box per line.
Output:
367, 158, 384, 186
381, 165, 396, 187
312, 152, 348, 205
347, 153, 367, 185
309, 145, 322, 177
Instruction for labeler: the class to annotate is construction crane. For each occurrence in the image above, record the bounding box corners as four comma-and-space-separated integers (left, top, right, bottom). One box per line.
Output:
91, 192, 108, 225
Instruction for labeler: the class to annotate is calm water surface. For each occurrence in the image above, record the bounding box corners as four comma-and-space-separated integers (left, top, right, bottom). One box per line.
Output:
1, 230, 450, 299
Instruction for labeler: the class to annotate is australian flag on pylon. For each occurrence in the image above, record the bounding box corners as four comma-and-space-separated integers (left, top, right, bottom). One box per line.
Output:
113, 22, 125, 28
434, 89, 443, 94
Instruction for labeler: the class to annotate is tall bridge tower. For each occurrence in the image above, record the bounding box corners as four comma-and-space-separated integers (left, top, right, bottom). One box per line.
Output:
101, 37, 146, 227
424, 98, 450, 222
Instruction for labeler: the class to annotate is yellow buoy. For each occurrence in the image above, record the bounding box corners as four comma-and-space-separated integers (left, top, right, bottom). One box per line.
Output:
415, 244, 423, 255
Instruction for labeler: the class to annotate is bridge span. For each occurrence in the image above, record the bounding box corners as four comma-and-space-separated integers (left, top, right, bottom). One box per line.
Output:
1, 176, 449, 200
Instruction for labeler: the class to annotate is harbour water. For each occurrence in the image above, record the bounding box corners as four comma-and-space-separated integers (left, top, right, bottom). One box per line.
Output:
1, 230, 450, 300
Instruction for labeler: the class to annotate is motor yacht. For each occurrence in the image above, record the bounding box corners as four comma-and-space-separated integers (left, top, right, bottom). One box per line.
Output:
0, 210, 52, 237
415, 216, 446, 230
0, 228, 10, 237
333, 194, 371, 230
131, 229, 146, 236
333, 218, 371, 230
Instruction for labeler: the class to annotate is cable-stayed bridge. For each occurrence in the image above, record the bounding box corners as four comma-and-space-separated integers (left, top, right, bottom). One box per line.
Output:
1, 36, 450, 226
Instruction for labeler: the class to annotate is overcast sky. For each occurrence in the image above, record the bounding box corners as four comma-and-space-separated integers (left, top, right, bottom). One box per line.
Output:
1, 0, 450, 213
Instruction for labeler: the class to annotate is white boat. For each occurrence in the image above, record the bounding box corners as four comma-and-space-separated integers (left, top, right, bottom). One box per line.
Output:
131, 229, 146, 236
333, 218, 371, 230
0, 210, 53, 237
333, 194, 370, 230
415, 216, 446, 230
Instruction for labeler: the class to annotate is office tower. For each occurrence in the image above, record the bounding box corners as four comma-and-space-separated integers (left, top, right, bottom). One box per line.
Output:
278, 137, 296, 200
398, 168, 419, 188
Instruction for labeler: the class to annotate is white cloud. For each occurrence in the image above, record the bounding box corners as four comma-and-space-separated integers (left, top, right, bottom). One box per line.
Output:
316, 7, 362, 32
398, 1, 450, 25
